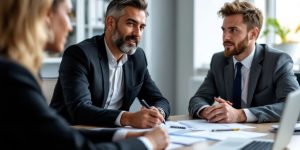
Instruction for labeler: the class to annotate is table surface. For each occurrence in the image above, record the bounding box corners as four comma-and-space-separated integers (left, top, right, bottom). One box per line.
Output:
168, 115, 299, 150
74, 115, 300, 150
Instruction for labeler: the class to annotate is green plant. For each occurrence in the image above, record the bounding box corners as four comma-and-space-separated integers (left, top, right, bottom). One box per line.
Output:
262, 18, 300, 44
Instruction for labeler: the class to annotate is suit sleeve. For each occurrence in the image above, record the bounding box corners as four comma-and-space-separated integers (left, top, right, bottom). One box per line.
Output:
188, 54, 218, 118
58, 45, 121, 126
248, 53, 300, 123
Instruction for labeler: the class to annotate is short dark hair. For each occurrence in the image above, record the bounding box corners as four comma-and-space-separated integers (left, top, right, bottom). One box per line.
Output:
105, 0, 149, 18
218, 0, 263, 32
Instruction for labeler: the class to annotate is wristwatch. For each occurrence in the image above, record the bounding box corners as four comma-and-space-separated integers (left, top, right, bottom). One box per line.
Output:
157, 107, 166, 118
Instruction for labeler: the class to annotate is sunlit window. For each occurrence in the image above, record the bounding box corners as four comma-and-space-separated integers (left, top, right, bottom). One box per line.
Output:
276, 0, 300, 43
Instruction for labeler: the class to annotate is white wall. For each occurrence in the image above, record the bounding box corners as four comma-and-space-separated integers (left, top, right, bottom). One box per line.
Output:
194, 0, 226, 69
145, 0, 194, 115
175, 0, 194, 115
146, 0, 176, 114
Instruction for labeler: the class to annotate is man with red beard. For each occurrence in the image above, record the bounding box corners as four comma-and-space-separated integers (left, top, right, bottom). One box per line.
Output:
50, 0, 170, 129
189, 0, 299, 123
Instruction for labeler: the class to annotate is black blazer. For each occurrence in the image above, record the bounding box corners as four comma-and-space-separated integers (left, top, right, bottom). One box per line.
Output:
50, 34, 170, 126
0, 57, 146, 150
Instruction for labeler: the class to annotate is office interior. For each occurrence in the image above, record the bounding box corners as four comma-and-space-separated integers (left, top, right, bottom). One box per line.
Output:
41, 0, 300, 115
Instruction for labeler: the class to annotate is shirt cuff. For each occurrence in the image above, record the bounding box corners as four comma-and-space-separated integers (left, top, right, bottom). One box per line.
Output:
196, 105, 210, 118
243, 109, 258, 122
138, 137, 153, 150
112, 129, 128, 141
115, 111, 125, 126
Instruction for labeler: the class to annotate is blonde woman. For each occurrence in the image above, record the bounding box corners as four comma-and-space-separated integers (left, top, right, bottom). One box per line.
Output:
0, 0, 168, 149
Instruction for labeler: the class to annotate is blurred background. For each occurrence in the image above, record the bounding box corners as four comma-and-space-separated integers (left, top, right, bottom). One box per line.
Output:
41, 0, 300, 115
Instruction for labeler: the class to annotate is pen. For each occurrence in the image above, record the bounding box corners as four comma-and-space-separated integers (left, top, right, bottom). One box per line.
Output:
211, 128, 240, 132
140, 100, 166, 124
170, 125, 186, 129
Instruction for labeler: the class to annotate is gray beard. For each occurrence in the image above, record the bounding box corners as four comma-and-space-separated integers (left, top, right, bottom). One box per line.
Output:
119, 44, 137, 55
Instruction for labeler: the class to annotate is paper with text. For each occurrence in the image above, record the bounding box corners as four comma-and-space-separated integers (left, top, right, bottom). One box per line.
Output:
177, 119, 255, 131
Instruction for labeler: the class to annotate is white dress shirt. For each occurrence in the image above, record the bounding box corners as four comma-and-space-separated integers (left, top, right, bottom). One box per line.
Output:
197, 46, 258, 122
104, 40, 152, 150
233, 46, 257, 122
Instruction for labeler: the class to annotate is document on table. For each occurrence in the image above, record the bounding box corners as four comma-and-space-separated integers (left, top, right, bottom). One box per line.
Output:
176, 119, 255, 131
169, 134, 206, 145
181, 130, 268, 141
164, 120, 266, 141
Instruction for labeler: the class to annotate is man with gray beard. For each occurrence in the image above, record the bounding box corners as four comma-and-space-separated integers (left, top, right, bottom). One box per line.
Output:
50, 0, 170, 129
189, 0, 299, 123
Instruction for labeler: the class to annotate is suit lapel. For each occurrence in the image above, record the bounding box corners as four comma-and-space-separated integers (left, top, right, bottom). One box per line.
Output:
97, 35, 110, 107
247, 44, 264, 107
123, 59, 133, 109
224, 58, 234, 101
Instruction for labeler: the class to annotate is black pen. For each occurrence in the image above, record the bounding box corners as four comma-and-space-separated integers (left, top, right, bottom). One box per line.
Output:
140, 99, 166, 124
170, 125, 186, 129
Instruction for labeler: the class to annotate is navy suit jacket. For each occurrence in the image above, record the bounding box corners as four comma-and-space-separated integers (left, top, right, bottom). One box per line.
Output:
0, 57, 146, 149
50, 34, 170, 126
189, 44, 299, 123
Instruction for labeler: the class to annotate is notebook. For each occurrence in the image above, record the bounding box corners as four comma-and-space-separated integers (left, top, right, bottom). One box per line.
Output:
208, 89, 300, 150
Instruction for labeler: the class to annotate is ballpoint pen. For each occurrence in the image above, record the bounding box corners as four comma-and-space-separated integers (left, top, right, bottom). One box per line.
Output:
170, 125, 186, 129
211, 128, 240, 132
140, 99, 166, 124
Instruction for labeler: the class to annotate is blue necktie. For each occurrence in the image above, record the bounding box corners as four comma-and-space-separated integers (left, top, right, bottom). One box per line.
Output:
233, 62, 243, 109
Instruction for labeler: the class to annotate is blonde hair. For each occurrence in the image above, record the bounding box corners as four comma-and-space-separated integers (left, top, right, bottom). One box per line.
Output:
0, 0, 52, 75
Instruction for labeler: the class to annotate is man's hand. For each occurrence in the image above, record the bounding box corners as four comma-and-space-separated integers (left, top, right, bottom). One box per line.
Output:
121, 107, 165, 128
199, 97, 246, 123
144, 127, 169, 150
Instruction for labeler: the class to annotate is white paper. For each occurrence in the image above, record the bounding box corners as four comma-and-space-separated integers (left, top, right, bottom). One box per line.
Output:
178, 119, 255, 131
169, 135, 207, 145
181, 130, 267, 141
166, 143, 184, 150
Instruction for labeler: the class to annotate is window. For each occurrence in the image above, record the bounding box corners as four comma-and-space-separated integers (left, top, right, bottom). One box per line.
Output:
275, 0, 300, 43
193, 0, 229, 69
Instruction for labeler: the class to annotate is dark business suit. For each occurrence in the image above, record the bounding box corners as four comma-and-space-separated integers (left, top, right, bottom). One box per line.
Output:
50, 34, 170, 126
0, 57, 146, 150
189, 44, 299, 123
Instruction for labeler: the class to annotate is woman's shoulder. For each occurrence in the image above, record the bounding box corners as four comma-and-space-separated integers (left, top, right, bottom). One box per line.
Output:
0, 57, 37, 85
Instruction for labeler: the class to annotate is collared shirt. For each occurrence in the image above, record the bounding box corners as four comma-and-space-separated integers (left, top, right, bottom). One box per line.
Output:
104, 40, 153, 150
233, 45, 257, 122
104, 40, 127, 110
104, 39, 127, 127
197, 45, 258, 122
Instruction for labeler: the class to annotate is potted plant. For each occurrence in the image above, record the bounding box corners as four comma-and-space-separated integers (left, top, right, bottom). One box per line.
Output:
262, 18, 300, 63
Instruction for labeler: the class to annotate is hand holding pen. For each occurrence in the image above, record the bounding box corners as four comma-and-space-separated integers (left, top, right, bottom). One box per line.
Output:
140, 100, 166, 124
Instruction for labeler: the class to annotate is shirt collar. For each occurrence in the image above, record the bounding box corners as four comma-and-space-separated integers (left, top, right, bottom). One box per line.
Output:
104, 39, 128, 66
233, 45, 255, 70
